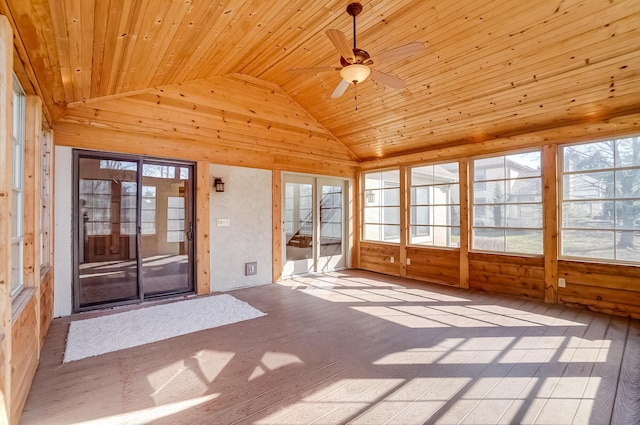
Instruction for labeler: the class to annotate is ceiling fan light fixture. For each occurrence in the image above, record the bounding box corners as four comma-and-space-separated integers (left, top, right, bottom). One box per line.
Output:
340, 64, 371, 84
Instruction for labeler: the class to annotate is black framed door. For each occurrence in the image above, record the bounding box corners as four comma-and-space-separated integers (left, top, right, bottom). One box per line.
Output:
73, 151, 195, 312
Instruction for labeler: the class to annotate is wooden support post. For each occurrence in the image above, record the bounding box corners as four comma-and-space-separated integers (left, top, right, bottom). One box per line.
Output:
399, 166, 408, 278
459, 157, 470, 289
0, 15, 13, 425
351, 174, 360, 269
196, 161, 210, 294
543, 144, 558, 303
23, 96, 42, 365
272, 170, 282, 282
23, 97, 42, 289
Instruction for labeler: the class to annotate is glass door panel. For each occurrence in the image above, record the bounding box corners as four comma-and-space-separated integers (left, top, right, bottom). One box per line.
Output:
283, 177, 315, 276
141, 162, 194, 296
77, 157, 139, 308
282, 175, 347, 277
318, 181, 345, 271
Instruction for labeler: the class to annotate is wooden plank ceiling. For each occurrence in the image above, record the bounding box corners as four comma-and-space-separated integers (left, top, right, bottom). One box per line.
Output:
6, 0, 640, 162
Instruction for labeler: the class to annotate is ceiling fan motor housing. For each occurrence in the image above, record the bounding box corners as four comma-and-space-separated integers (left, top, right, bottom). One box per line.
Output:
340, 48, 372, 66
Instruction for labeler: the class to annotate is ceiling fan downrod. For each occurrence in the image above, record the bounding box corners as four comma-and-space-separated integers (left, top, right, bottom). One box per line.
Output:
347, 3, 362, 53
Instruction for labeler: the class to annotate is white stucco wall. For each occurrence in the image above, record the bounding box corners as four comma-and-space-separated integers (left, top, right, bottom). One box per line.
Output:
209, 164, 273, 291
54, 146, 73, 317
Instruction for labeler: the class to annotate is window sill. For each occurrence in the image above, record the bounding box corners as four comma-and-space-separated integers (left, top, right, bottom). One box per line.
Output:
12, 287, 36, 321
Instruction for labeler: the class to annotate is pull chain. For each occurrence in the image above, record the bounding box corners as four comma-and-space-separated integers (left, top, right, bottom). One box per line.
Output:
354, 82, 358, 111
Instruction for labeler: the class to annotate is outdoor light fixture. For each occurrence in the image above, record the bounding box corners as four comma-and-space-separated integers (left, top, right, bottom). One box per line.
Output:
340, 64, 371, 84
366, 190, 375, 203
213, 177, 225, 192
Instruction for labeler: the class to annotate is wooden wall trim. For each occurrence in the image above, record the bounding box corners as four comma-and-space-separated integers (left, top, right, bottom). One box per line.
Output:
542, 144, 558, 303
0, 14, 13, 425
54, 122, 358, 179
196, 161, 211, 295
458, 157, 470, 289
359, 112, 640, 170
272, 170, 282, 282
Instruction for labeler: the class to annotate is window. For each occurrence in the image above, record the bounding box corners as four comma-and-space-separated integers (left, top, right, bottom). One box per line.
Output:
472, 151, 542, 255
120, 184, 156, 235
320, 184, 342, 244
167, 196, 185, 242
80, 179, 112, 236
120, 181, 137, 235
409, 162, 460, 247
363, 170, 400, 243
141, 186, 156, 235
40, 128, 52, 268
11, 76, 25, 296
560, 138, 640, 263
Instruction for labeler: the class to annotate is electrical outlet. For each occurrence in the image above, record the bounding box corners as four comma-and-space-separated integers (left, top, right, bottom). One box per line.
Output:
390, 256, 395, 263
216, 218, 230, 227
245, 262, 257, 276
406, 258, 411, 265
558, 277, 566, 288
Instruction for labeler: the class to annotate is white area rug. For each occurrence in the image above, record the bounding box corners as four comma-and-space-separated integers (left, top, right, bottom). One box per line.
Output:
63, 295, 266, 363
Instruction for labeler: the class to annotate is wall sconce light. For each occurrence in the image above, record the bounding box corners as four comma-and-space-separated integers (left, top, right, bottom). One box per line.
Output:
438, 184, 452, 193
213, 177, 225, 192
366, 190, 375, 203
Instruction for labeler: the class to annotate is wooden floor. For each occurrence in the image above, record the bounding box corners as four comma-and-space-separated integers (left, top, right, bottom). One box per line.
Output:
20, 270, 640, 425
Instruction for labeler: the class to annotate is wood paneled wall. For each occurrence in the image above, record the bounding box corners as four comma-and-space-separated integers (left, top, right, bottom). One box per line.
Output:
10, 295, 38, 422
0, 17, 54, 425
38, 270, 53, 348
406, 247, 460, 287
359, 242, 401, 276
558, 261, 640, 318
357, 136, 640, 319
57, 75, 359, 178
469, 253, 545, 300
0, 14, 14, 425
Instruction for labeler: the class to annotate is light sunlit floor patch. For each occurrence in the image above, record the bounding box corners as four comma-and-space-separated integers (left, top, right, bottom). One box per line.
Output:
71, 394, 220, 425
249, 351, 303, 381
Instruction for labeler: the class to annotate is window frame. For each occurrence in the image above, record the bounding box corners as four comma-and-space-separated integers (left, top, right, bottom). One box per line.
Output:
558, 138, 640, 265
362, 169, 401, 244
11, 75, 26, 297
408, 161, 461, 248
470, 150, 543, 256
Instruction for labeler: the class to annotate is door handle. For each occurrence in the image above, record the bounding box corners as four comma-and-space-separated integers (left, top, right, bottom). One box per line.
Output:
187, 221, 194, 241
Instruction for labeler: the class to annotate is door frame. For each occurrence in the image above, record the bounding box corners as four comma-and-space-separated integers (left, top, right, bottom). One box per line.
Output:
72, 150, 197, 312
281, 172, 350, 278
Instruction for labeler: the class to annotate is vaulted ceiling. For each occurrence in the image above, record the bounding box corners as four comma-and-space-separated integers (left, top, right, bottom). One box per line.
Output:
5, 0, 640, 162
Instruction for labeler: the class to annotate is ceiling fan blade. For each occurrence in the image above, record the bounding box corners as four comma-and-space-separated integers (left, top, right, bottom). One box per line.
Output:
326, 29, 355, 62
287, 67, 341, 74
370, 69, 405, 89
370, 42, 425, 65
331, 79, 351, 98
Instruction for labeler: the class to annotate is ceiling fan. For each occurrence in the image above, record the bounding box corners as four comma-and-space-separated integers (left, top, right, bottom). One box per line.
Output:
290, 2, 425, 98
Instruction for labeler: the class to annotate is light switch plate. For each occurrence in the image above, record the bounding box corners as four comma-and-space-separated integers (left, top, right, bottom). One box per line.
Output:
245, 262, 257, 276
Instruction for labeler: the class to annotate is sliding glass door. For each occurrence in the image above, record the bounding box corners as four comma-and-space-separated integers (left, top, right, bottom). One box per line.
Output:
141, 161, 193, 297
74, 152, 195, 311
283, 175, 347, 277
